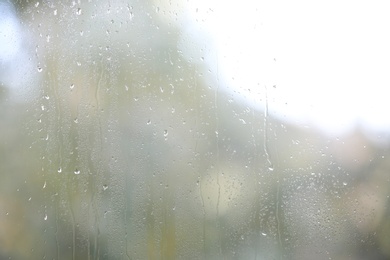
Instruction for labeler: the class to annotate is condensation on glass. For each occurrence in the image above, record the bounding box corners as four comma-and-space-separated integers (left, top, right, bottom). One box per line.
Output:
0, 1, 389, 259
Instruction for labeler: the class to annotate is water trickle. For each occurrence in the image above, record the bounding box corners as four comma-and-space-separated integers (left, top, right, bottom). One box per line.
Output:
263, 85, 273, 171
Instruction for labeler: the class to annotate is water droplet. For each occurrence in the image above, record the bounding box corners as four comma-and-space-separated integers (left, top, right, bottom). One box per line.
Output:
103, 184, 108, 191
74, 169, 80, 175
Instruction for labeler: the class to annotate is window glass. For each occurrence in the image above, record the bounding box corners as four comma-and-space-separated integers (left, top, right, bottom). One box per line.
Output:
1, 0, 390, 259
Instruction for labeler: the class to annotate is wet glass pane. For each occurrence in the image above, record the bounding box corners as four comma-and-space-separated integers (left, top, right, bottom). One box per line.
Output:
1, 0, 390, 259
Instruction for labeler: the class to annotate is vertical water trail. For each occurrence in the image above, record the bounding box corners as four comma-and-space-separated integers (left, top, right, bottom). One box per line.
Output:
195, 77, 207, 256
125, 188, 131, 260
55, 202, 60, 260
93, 57, 105, 260
263, 86, 273, 171
50, 68, 61, 260
252, 107, 260, 260
96, 57, 104, 151
215, 53, 222, 257
124, 141, 131, 260
263, 86, 282, 258
52, 71, 63, 174
215, 84, 220, 221
275, 175, 282, 259
67, 184, 76, 260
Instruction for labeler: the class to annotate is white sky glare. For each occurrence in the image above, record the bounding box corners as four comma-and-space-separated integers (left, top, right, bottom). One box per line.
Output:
178, 0, 390, 138
2, 0, 390, 139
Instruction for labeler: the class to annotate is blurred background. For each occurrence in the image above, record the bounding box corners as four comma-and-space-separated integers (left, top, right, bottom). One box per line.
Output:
1, 0, 390, 259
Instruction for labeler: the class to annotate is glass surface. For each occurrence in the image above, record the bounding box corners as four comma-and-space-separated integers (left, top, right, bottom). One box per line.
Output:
1, 0, 390, 259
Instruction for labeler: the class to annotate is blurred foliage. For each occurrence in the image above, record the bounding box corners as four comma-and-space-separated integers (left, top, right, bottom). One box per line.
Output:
1, 0, 390, 259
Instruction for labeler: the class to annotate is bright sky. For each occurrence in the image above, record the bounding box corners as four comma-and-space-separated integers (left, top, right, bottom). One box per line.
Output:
0, 3, 21, 63
2, 1, 390, 140
178, 0, 390, 138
